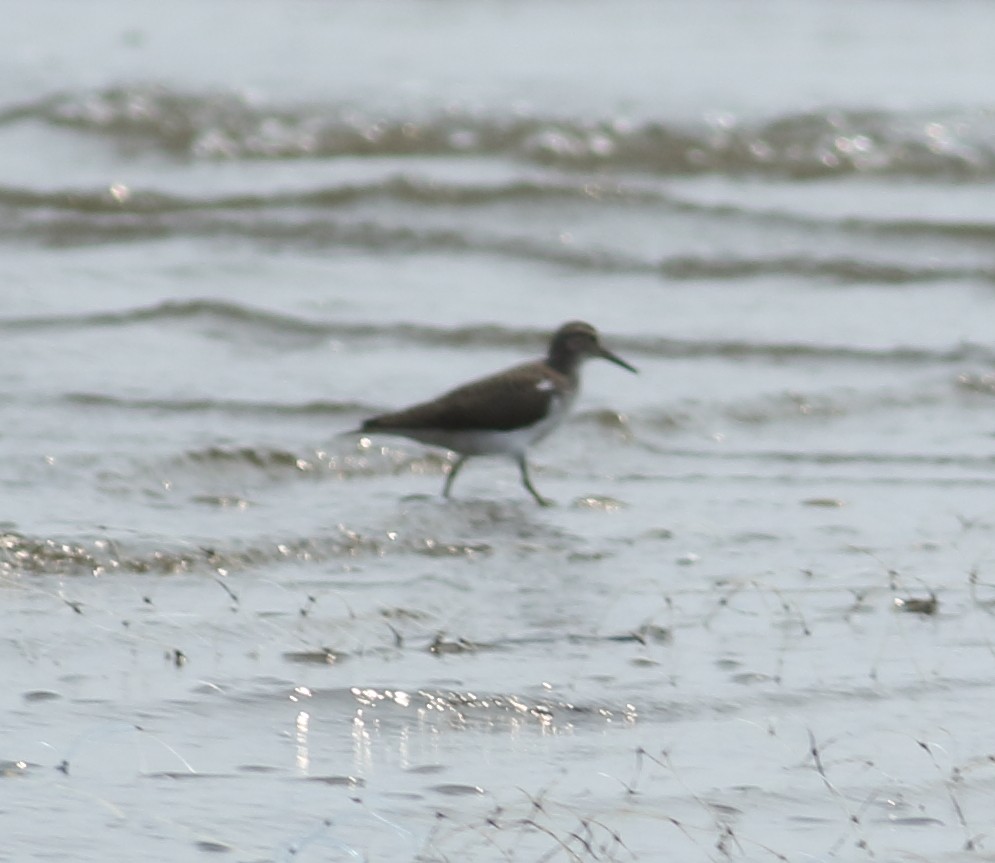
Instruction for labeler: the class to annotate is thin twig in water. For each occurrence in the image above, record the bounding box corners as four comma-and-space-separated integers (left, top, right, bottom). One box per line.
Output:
767, 583, 811, 636
915, 739, 974, 848
807, 730, 872, 858
213, 577, 239, 604
634, 749, 732, 863
701, 581, 747, 629
579, 813, 635, 861
526, 817, 585, 863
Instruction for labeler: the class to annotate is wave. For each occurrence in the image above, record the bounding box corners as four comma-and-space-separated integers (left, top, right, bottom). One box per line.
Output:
631, 383, 968, 434
0, 525, 492, 578
0, 299, 995, 362
4, 299, 995, 366
957, 372, 995, 396
638, 445, 995, 476
64, 392, 367, 417
0, 176, 652, 214
0, 297, 330, 335
160, 443, 457, 487
4, 198, 995, 283
5, 178, 995, 248
3, 86, 995, 178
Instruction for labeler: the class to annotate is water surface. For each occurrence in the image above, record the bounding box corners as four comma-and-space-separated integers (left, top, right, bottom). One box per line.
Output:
3, 1, 995, 860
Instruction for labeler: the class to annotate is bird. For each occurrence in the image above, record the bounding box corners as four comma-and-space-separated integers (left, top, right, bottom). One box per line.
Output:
357, 321, 637, 505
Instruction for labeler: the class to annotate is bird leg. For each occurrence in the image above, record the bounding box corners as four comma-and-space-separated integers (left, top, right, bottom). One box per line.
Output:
442, 454, 469, 499
517, 456, 552, 507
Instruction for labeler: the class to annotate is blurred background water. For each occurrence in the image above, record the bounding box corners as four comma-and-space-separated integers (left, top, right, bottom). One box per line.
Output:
4, 1, 995, 860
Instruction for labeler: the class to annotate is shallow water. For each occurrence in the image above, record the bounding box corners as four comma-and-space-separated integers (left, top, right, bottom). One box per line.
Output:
4, 1, 995, 860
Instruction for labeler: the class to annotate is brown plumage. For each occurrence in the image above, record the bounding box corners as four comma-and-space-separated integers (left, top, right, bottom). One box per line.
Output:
362, 363, 569, 434
358, 321, 636, 504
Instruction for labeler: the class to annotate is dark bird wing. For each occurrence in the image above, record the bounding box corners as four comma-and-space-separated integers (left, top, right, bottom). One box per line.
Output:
362, 363, 566, 433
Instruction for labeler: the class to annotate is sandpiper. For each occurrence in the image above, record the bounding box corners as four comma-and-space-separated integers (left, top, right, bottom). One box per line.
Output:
358, 321, 636, 505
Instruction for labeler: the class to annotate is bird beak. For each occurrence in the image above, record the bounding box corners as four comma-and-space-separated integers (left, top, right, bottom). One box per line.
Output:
599, 346, 637, 373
